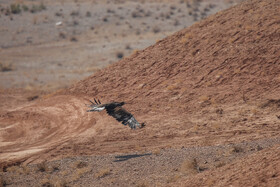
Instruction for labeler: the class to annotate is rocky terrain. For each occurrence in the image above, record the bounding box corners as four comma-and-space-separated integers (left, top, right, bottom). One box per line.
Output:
1, 0, 280, 186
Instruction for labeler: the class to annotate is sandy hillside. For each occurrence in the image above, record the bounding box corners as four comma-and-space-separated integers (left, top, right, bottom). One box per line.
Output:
0, 0, 280, 186
0, 0, 241, 91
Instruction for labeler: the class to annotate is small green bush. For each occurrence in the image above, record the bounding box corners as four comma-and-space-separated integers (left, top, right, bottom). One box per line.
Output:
22, 4, 29, 12
10, 4, 21, 14
30, 3, 46, 13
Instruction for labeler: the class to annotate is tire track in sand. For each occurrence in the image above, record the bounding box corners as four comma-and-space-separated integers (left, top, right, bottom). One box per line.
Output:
0, 95, 96, 165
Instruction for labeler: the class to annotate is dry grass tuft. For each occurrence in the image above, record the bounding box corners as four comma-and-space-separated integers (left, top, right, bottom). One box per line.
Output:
30, 3, 46, 13
70, 167, 92, 182
21, 165, 31, 174
40, 178, 52, 187
74, 161, 88, 169
50, 163, 60, 173
230, 146, 243, 153
180, 32, 192, 43
95, 168, 111, 179
37, 161, 48, 172
6, 165, 18, 173
6, 165, 31, 175
180, 158, 200, 175
152, 149, 161, 156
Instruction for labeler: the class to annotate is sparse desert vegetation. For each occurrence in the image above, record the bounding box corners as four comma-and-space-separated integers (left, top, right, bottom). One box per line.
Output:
1, 0, 280, 186
0, 61, 13, 72
0, 0, 240, 91
95, 168, 111, 179
1, 139, 279, 186
2, 2, 47, 15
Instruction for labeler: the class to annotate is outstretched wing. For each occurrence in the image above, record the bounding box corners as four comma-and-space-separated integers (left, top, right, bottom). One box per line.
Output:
106, 106, 141, 129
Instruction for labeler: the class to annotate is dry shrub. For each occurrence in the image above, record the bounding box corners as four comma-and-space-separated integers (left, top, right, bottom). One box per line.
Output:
95, 168, 111, 179
70, 36, 77, 42
180, 158, 199, 175
71, 167, 91, 182
30, 3, 46, 13
10, 3, 21, 14
37, 161, 48, 172
152, 149, 161, 156
7, 165, 31, 175
132, 49, 140, 56
74, 161, 88, 169
40, 178, 52, 187
257, 145, 263, 151
70, 10, 79, 16
22, 4, 29, 12
59, 32, 66, 39
180, 33, 192, 43
51, 164, 60, 173
6, 165, 18, 173
230, 146, 243, 153
215, 108, 223, 115
0, 62, 13, 72
23, 166, 31, 174
27, 95, 39, 101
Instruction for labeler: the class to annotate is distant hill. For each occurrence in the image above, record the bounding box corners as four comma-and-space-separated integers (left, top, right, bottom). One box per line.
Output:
69, 0, 280, 116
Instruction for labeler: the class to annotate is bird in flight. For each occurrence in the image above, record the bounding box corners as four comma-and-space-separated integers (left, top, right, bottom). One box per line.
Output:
87, 98, 145, 129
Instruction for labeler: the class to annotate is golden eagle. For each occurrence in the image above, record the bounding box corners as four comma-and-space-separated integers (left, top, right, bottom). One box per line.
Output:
87, 98, 145, 129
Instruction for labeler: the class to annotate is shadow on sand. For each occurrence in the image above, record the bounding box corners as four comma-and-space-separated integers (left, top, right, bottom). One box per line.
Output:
114, 153, 152, 162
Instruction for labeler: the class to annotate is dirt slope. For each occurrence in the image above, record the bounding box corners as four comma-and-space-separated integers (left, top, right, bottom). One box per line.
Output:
1, 0, 279, 174
69, 0, 280, 107
171, 145, 280, 187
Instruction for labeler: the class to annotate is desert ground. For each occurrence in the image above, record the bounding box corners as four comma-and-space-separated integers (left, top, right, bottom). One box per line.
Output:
0, 0, 241, 91
1, 0, 280, 187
